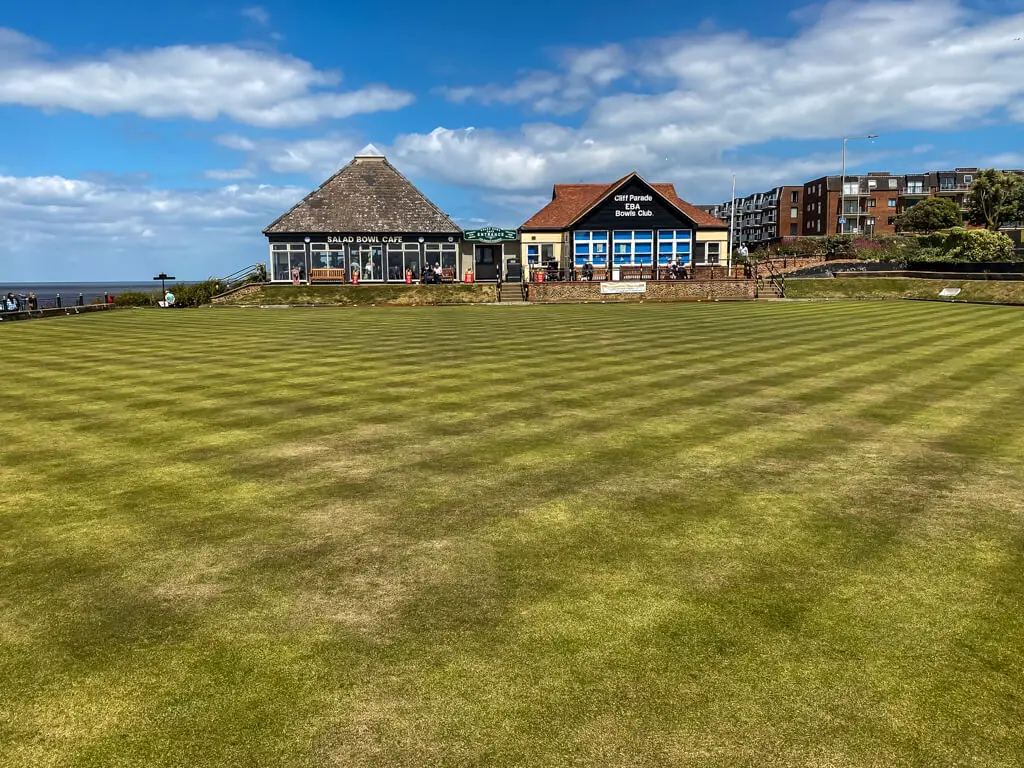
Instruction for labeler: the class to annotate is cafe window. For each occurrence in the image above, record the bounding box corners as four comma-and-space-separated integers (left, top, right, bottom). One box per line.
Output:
574, 231, 608, 267
656, 229, 692, 266
311, 244, 345, 271
386, 243, 422, 281
425, 242, 458, 271
270, 243, 306, 281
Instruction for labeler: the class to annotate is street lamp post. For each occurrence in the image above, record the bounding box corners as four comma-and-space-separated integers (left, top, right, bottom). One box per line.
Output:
840, 135, 879, 235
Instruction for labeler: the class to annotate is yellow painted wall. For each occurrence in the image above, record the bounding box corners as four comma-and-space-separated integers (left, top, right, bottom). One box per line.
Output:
520, 232, 565, 265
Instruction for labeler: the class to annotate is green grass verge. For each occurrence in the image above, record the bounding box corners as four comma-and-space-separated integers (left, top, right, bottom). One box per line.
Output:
2, 302, 1024, 767
220, 283, 497, 305
786, 277, 1024, 304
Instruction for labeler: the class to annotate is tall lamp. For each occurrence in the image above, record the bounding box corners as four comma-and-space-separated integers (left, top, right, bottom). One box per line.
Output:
840, 135, 879, 234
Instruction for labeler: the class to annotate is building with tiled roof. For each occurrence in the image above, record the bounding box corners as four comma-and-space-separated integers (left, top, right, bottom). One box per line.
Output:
519, 172, 729, 279
263, 149, 464, 283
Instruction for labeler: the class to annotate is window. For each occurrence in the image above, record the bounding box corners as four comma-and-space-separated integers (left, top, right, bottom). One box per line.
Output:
271, 243, 306, 282
888, 178, 898, 189
817, 202, 822, 214
791, 190, 799, 203
526, 244, 539, 264
790, 223, 798, 236
964, 175, 973, 184
656, 229, 692, 267
868, 179, 877, 189
311, 243, 346, 271
350, 245, 383, 281
868, 199, 876, 208
611, 230, 654, 267
887, 199, 897, 208
573, 231, 608, 267
425, 242, 458, 271
843, 183, 859, 195
703, 241, 721, 265
907, 181, 924, 194
790, 207, 798, 218
387, 243, 421, 280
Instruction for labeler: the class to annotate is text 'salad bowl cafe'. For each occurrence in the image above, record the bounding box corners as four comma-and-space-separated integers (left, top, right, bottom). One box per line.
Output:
263, 147, 731, 284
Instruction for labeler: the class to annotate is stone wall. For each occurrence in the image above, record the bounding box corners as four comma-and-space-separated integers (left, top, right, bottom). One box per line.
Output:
527, 280, 755, 304
0, 304, 117, 322
212, 283, 264, 304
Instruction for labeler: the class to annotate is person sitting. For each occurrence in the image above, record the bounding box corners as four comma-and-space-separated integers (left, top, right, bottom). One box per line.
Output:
582, 262, 594, 281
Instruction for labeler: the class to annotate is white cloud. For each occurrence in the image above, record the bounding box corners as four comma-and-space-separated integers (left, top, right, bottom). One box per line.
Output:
441, 44, 627, 114
399, 0, 1024, 207
204, 168, 257, 181
242, 6, 271, 26
0, 174, 305, 279
0, 28, 414, 127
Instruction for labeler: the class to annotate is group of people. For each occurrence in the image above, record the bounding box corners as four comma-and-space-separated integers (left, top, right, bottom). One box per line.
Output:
2, 292, 38, 312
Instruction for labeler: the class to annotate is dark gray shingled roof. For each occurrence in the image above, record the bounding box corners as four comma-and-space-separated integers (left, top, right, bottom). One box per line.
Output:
263, 154, 462, 235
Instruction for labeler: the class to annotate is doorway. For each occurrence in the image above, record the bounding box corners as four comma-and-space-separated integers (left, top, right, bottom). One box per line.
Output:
474, 245, 499, 281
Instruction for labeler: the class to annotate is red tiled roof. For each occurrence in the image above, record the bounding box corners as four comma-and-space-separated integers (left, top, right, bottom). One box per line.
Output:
520, 184, 610, 230
520, 173, 726, 230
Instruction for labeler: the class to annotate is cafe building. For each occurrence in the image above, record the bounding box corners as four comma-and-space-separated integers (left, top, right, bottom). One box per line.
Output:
519, 172, 729, 279
263, 148, 463, 283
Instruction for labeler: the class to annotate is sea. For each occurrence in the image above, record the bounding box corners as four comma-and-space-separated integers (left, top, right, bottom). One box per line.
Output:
1, 281, 197, 306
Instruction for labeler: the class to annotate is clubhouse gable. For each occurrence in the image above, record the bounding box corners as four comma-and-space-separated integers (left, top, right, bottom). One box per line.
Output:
520, 172, 729, 280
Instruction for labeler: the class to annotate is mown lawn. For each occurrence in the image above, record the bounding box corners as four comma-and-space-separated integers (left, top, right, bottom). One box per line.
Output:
786, 277, 1024, 304
1, 302, 1023, 767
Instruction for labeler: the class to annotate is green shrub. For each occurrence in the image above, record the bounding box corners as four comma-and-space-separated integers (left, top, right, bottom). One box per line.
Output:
911, 228, 1016, 263
113, 291, 158, 307
172, 280, 222, 307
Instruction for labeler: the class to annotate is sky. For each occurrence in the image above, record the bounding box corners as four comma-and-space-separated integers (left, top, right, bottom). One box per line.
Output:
2, 0, 1024, 281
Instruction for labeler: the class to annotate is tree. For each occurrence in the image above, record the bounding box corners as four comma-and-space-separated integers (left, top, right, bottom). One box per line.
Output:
895, 197, 961, 233
966, 169, 1024, 231
941, 228, 1016, 262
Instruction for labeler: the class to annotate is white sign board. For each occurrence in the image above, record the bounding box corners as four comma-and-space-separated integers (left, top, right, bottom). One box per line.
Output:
939, 287, 962, 297
601, 281, 647, 295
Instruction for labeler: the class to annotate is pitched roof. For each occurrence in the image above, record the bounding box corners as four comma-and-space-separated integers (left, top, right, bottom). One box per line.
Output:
264, 155, 461, 235
521, 173, 726, 230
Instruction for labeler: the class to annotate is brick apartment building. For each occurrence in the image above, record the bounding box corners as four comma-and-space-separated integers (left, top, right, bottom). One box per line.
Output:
706, 185, 803, 247
801, 169, 982, 237
708, 168, 1019, 245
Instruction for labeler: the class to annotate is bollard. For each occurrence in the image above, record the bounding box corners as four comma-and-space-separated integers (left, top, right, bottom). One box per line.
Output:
56, 293, 62, 308
78, 293, 84, 306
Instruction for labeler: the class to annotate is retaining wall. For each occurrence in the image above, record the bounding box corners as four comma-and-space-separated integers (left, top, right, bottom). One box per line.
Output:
527, 280, 755, 304
0, 304, 117, 322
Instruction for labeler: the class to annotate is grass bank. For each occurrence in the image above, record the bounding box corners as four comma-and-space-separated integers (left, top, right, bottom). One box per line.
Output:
2, 303, 1024, 766
219, 283, 497, 306
786, 276, 1024, 304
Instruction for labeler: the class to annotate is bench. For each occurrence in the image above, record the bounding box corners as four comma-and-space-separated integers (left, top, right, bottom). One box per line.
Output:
310, 268, 348, 283
440, 268, 456, 283
618, 266, 655, 281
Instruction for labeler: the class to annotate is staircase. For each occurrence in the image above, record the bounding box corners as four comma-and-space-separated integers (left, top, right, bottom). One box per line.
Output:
498, 281, 528, 303
756, 262, 786, 299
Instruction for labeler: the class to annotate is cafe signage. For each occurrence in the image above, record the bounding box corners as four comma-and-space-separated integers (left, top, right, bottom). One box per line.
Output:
464, 227, 518, 243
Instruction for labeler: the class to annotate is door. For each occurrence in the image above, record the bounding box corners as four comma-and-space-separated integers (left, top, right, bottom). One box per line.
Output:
475, 245, 498, 281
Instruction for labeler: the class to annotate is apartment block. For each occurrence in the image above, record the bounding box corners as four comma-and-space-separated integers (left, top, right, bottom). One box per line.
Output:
706, 185, 803, 247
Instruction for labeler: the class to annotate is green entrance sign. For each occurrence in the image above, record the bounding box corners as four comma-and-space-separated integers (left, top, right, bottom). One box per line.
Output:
464, 227, 518, 243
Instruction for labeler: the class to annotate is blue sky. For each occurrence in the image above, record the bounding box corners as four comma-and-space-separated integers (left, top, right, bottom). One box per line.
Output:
2, 0, 1024, 281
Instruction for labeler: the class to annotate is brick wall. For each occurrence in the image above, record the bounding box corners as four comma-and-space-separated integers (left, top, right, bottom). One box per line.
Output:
528, 280, 755, 303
